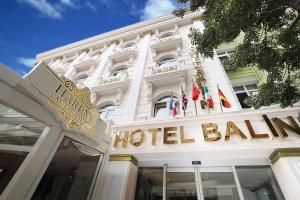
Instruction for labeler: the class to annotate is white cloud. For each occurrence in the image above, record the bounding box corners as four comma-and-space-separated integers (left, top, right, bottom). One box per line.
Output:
17, 57, 36, 68
60, 0, 75, 8
141, 0, 176, 20
18, 0, 62, 19
85, 1, 97, 12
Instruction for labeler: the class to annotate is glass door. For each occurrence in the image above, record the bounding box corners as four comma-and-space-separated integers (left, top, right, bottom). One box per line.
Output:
200, 167, 240, 200
167, 168, 198, 200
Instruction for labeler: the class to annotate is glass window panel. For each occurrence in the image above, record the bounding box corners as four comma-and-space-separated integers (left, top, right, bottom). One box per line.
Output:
31, 137, 103, 200
0, 103, 46, 194
245, 84, 258, 90
135, 167, 163, 200
236, 166, 285, 200
236, 93, 251, 109
167, 172, 197, 200
233, 86, 245, 92
201, 172, 240, 200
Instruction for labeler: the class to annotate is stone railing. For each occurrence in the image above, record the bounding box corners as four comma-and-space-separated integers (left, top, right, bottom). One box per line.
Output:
99, 72, 128, 86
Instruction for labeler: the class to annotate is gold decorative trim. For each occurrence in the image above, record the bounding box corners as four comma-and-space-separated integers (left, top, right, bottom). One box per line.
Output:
109, 154, 138, 166
269, 148, 300, 164
27, 65, 98, 138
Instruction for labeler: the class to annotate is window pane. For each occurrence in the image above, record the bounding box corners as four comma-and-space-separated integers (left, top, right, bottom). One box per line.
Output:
236, 93, 251, 108
167, 172, 197, 200
236, 166, 285, 200
245, 84, 258, 90
31, 137, 103, 200
201, 172, 240, 200
233, 86, 245, 92
135, 168, 163, 200
0, 104, 45, 194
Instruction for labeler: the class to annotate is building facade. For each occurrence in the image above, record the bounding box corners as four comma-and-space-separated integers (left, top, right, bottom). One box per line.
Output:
1, 11, 300, 200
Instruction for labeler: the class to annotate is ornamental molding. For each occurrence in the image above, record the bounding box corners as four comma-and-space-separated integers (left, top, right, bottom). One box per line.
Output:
36, 11, 202, 62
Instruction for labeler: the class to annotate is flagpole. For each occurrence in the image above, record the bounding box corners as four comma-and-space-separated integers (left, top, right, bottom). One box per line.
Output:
194, 100, 198, 115
217, 84, 224, 113
181, 85, 186, 117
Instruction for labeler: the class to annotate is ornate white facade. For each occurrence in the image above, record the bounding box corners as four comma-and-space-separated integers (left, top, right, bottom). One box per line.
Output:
1, 11, 299, 200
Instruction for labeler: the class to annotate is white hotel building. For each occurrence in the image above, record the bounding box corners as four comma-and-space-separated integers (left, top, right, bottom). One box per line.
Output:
0, 11, 300, 200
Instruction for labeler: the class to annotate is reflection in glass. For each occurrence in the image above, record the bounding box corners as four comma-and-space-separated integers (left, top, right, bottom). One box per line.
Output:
236, 166, 285, 200
31, 137, 103, 200
0, 104, 45, 194
167, 172, 197, 200
201, 172, 239, 200
135, 168, 163, 200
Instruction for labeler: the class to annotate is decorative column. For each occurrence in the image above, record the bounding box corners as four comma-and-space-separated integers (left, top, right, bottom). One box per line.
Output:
269, 148, 300, 200
123, 33, 151, 122
100, 154, 138, 200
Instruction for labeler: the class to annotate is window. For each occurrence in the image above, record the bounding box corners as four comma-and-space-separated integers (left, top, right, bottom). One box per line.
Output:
157, 57, 177, 68
217, 50, 235, 71
153, 96, 179, 119
0, 104, 46, 194
31, 137, 103, 200
99, 104, 116, 120
112, 66, 127, 76
236, 166, 285, 200
233, 84, 258, 108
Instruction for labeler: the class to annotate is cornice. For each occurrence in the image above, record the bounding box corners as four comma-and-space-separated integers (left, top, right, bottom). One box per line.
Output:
269, 148, 300, 164
36, 11, 202, 62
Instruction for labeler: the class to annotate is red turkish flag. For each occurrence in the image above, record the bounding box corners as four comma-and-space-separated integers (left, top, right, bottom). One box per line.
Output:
192, 82, 201, 101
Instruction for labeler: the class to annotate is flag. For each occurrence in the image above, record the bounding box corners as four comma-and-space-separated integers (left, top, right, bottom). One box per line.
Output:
204, 86, 214, 108
169, 96, 177, 117
172, 102, 177, 117
192, 82, 201, 101
181, 89, 188, 111
218, 88, 231, 108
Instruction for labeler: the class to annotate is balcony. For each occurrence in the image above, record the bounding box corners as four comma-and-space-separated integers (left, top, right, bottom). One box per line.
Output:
108, 45, 137, 64
151, 33, 182, 54
145, 61, 186, 86
145, 61, 186, 101
73, 57, 98, 72
91, 72, 128, 104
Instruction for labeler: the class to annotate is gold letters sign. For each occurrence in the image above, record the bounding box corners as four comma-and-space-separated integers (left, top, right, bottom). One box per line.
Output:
113, 115, 300, 148
24, 63, 99, 138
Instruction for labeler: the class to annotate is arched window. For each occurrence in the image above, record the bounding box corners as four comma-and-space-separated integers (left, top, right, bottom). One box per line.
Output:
157, 56, 177, 67
159, 32, 174, 39
153, 96, 179, 118
112, 66, 128, 76
99, 104, 116, 120
123, 42, 135, 48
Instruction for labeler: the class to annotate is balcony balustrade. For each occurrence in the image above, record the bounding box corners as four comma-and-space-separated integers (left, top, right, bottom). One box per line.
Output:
108, 44, 137, 63
92, 72, 128, 96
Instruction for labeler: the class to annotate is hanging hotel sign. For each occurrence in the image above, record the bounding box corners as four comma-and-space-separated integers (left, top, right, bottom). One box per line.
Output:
113, 114, 300, 148
23, 63, 99, 138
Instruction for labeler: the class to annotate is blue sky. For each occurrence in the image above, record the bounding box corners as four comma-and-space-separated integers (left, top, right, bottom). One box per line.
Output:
0, 0, 179, 75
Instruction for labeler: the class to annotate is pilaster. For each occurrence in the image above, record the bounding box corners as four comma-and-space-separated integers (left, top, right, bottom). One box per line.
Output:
123, 33, 151, 122
99, 154, 138, 200
270, 148, 300, 200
